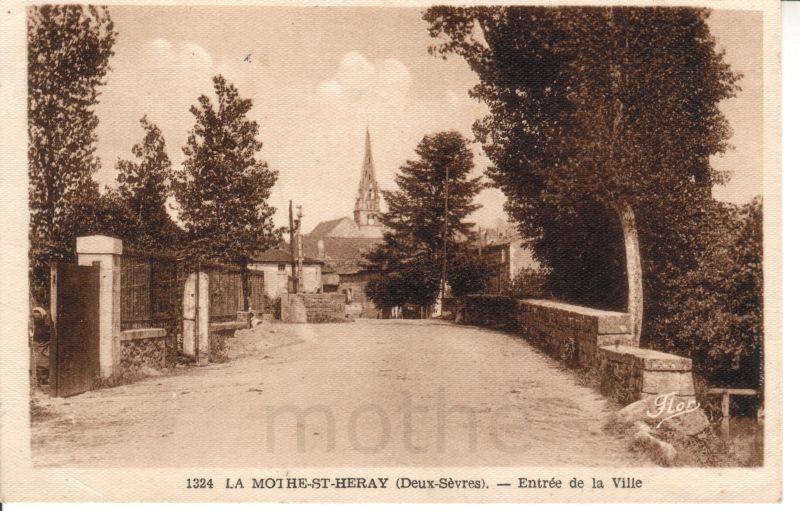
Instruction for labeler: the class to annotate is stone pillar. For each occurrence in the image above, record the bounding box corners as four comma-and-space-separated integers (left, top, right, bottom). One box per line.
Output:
182, 271, 209, 364
76, 235, 122, 379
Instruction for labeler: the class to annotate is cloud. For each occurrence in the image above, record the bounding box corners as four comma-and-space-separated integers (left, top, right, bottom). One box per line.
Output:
141, 38, 214, 72
315, 51, 411, 106
95, 40, 502, 231
95, 38, 273, 188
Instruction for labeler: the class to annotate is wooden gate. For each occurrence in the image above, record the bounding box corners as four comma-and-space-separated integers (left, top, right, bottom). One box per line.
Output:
50, 262, 100, 397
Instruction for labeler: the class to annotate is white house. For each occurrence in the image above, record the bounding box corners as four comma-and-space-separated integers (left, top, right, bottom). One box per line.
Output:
249, 248, 324, 300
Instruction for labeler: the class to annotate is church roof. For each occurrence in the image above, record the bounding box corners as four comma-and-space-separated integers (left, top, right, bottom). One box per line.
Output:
306, 216, 383, 240
301, 236, 382, 275
307, 217, 353, 239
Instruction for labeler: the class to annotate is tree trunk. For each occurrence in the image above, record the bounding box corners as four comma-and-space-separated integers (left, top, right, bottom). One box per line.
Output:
240, 256, 250, 313
616, 200, 643, 346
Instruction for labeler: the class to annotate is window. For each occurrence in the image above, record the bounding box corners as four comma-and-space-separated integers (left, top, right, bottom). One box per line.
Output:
278, 263, 286, 272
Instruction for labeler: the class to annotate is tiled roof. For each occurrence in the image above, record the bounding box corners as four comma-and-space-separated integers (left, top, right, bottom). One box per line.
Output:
324, 258, 365, 275
302, 215, 386, 275
307, 217, 352, 238
303, 236, 380, 260
306, 217, 384, 240
250, 247, 323, 265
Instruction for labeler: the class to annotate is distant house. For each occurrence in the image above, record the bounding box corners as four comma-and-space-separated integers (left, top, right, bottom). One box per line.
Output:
249, 247, 324, 300
479, 234, 539, 294
302, 218, 383, 318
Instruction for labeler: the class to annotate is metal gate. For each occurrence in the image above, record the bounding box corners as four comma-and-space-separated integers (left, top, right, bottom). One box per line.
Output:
50, 262, 100, 397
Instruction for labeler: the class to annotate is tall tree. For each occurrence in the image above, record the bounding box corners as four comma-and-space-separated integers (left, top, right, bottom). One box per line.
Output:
114, 116, 181, 252
28, 5, 116, 303
366, 131, 484, 311
174, 75, 279, 310
425, 7, 740, 346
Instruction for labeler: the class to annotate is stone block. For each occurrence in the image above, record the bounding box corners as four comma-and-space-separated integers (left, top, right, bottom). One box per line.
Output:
596, 333, 635, 347
598, 345, 692, 372
76, 235, 123, 255
120, 328, 166, 341
641, 369, 696, 396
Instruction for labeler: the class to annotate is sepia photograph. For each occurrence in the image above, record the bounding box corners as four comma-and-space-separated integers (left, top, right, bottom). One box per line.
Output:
0, 0, 781, 503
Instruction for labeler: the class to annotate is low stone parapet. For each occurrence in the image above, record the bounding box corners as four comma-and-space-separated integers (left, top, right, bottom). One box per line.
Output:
598, 345, 695, 404
280, 293, 307, 323
209, 321, 248, 332
459, 295, 518, 330
301, 293, 347, 323
456, 295, 697, 407
517, 299, 634, 367
280, 292, 347, 323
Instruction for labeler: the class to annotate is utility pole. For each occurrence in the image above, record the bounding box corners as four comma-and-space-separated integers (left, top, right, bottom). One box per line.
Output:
296, 205, 304, 293
440, 165, 450, 316
289, 200, 297, 293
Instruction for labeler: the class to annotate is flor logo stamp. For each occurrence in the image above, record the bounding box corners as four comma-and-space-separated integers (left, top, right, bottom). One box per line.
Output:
646, 391, 701, 429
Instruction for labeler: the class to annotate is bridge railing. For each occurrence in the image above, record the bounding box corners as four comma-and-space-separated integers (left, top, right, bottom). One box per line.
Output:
454, 295, 695, 406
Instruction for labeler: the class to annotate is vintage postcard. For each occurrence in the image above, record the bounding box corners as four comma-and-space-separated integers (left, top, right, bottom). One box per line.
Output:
0, 0, 781, 503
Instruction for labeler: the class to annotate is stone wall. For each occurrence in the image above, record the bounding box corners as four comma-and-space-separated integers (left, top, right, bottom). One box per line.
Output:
280, 292, 347, 323
119, 328, 167, 380
517, 299, 634, 367
597, 345, 695, 404
456, 295, 695, 405
209, 321, 248, 363
459, 295, 518, 330
302, 293, 347, 322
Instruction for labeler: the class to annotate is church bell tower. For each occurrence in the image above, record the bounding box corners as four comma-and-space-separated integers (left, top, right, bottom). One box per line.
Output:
354, 128, 380, 227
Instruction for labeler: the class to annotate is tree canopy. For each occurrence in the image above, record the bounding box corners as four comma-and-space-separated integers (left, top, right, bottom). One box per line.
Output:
111, 116, 182, 252
174, 75, 280, 308
425, 6, 740, 346
366, 130, 484, 310
28, 5, 117, 303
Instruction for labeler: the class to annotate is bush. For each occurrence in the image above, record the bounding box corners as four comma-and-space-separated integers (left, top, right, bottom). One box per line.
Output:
366, 264, 440, 310
660, 197, 763, 390
461, 295, 519, 331
447, 253, 493, 297
502, 267, 550, 299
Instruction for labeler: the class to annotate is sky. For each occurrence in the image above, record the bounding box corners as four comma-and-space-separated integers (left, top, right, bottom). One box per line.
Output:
93, 6, 763, 232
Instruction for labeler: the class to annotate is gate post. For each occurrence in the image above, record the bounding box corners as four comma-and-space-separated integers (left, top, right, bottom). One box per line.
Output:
76, 235, 122, 379
182, 271, 209, 364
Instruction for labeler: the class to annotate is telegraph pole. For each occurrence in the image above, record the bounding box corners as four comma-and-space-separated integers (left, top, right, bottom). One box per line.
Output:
439, 165, 450, 316
289, 200, 297, 293
296, 205, 304, 293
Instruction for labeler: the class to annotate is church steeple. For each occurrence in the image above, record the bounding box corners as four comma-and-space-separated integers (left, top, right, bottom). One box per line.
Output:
354, 128, 380, 227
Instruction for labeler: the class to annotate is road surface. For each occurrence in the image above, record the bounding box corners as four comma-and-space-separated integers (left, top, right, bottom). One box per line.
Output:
31, 320, 648, 467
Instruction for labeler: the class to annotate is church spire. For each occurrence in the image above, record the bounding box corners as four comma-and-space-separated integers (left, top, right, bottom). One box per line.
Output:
354, 128, 380, 227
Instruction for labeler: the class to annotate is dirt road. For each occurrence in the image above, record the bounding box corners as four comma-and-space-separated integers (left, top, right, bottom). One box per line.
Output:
31, 320, 648, 467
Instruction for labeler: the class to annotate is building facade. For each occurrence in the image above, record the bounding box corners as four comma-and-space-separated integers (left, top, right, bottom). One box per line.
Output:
479, 235, 540, 294
249, 247, 324, 300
